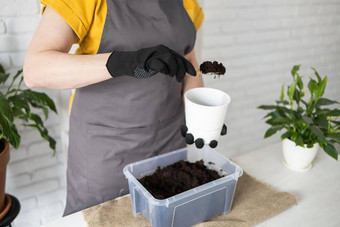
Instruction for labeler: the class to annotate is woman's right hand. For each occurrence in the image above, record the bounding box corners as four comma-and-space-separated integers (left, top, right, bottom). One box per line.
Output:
106, 44, 197, 82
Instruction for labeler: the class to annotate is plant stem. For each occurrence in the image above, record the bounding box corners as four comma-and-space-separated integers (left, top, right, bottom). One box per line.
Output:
15, 77, 24, 96
5, 78, 15, 95
5, 89, 21, 96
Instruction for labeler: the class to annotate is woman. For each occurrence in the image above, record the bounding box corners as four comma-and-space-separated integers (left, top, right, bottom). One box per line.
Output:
24, 0, 204, 216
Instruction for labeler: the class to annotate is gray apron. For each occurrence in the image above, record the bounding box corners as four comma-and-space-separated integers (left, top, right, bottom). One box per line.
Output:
64, 0, 196, 216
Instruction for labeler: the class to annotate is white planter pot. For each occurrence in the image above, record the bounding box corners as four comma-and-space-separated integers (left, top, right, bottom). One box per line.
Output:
282, 138, 319, 171
184, 87, 231, 143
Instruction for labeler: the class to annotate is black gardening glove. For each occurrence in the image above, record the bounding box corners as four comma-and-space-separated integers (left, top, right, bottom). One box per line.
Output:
106, 44, 196, 82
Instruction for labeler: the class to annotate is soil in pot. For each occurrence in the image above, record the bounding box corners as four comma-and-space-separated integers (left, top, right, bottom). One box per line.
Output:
138, 160, 223, 199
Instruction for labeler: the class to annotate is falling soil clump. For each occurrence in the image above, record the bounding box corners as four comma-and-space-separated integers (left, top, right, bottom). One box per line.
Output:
138, 160, 223, 199
200, 61, 226, 75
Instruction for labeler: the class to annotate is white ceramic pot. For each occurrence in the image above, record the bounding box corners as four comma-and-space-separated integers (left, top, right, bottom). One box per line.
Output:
282, 138, 319, 171
184, 87, 231, 143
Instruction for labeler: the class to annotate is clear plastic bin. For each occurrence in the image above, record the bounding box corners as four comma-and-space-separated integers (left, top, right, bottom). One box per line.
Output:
123, 147, 243, 227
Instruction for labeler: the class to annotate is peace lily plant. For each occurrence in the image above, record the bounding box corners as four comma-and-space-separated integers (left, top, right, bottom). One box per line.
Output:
0, 63, 57, 217
0, 64, 57, 152
258, 65, 339, 167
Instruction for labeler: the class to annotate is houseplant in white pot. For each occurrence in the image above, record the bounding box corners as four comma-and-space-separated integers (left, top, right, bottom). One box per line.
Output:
0, 63, 57, 219
258, 65, 339, 171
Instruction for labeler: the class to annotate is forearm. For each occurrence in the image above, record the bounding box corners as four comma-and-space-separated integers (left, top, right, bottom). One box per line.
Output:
23, 6, 112, 90
24, 51, 111, 90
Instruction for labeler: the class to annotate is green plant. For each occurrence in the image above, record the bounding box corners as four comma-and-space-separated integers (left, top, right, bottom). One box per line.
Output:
0, 64, 57, 154
258, 65, 340, 160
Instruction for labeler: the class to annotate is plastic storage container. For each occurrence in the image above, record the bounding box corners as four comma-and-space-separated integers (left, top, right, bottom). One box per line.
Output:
123, 147, 243, 227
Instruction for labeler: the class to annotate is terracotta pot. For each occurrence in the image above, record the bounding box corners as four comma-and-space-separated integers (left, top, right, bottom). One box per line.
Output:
0, 139, 10, 214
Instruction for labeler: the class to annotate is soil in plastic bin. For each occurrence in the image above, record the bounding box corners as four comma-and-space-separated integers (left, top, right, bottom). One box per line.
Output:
138, 160, 223, 199
200, 61, 226, 75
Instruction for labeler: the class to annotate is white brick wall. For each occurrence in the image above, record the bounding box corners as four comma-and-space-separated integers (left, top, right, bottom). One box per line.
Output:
1, 0, 340, 226
200, 0, 340, 158
0, 0, 67, 226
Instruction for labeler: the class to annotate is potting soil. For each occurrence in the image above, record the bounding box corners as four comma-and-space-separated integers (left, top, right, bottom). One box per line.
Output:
138, 160, 223, 199
200, 61, 226, 75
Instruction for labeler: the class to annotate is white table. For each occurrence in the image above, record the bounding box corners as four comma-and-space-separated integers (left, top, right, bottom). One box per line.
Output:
42, 143, 340, 227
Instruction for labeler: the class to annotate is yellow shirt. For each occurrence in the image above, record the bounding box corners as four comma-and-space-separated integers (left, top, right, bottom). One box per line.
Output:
41, 0, 204, 55
40, 0, 204, 113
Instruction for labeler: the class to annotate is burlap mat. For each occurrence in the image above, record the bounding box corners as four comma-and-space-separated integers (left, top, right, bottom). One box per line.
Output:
82, 172, 297, 227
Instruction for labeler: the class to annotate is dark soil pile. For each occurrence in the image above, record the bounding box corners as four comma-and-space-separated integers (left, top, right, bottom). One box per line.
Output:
138, 160, 222, 199
200, 61, 226, 75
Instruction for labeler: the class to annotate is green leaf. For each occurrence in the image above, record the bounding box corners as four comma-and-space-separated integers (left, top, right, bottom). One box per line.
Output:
29, 113, 44, 127
264, 110, 283, 120
323, 142, 338, 160
265, 118, 276, 125
315, 116, 328, 129
315, 97, 339, 108
315, 109, 340, 117
12, 110, 29, 123
291, 65, 301, 78
30, 102, 49, 119
265, 115, 292, 125
0, 64, 4, 73
281, 131, 292, 140
311, 67, 322, 83
276, 100, 289, 105
328, 132, 340, 141
325, 109, 340, 117
0, 116, 20, 149
24, 124, 56, 153
291, 131, 299, 141
293, 89, 301, 104
291, 109, 302, 120
264, 125, 283, 138
300, 128, 311, 139
295, 135, 305, 147
331, 120, 340, 130
306, 142, 315, 148
280, 84, 285, 101
22, 90, 57, 114
6, 126, 21, 149
302, 115, 313, 125
0, 73, 10, 85
296, 74, 303, 90
8, 95, 31, 115
276, 106, 292, 114
0, 93, 14, 122
258, 105, 278, 110
288, 80, 298, 104
310, 125, 326, 143
316, 76, 327, 99
42, 107, 49, 119
308, 78, 318, 95
0, 114, 10, 139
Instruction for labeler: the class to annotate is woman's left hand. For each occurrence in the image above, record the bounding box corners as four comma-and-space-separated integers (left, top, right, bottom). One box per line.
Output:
106, 44, 197, 82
